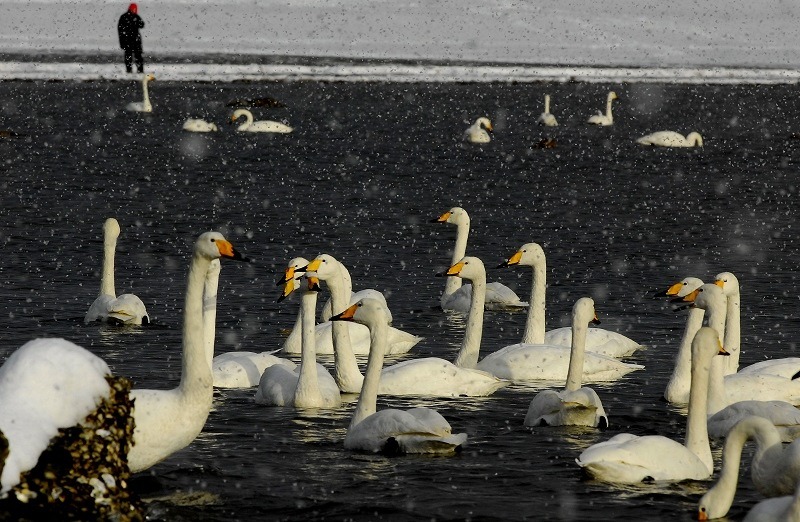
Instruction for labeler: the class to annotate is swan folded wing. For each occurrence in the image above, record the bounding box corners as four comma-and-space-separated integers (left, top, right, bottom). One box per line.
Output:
378, 358, 508, 397
707, 400, 800, 441
544, 327, 641, 358
724, 373, 800, 405
254, 365, 300, 405
737, 358, 800, 379
485, 282, 528, 308
84, 294, 115, 323
213, 352, 295, 388
105, 294, 149, 325
345, 409, 466, 453
526, 388, 606, 427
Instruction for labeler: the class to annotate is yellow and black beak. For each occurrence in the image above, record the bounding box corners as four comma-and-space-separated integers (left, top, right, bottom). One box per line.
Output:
330, 303, 358, 322
216, 239, 249, 262
653, 280, 684, 298
436, 261, 464, 278
276, 265, 297, 286
307, 276, 321, 292
497, 250, 522, 268
431, 210, 451, 223
670, 288, 699, 311
591, 312, 601, 325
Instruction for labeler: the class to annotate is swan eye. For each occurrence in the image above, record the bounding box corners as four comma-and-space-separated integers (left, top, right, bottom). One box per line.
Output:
683, 282, 688, 286
210, 238, 216, 243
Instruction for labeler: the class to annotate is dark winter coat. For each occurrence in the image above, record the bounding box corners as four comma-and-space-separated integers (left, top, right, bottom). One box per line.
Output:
117, 12, 144, 50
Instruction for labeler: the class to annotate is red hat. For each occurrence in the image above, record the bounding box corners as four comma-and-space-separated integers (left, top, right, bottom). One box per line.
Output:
128, 3, 138, 13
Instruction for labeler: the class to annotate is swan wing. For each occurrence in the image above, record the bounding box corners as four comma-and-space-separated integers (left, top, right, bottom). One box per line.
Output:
724, 373, 800, 405
378, 358, 508, 397
106, 293, 149, 325
738, 358, 800, 379
213, 352, 295, 388
544, 326, 641, 358
344, 408, 466, 454
485, 282, 528, 309
708, 400, 800, 441
282, 321, 418, 355
248, 120, 293, 133
525, 387, 607, 427
84, 294, 115, 323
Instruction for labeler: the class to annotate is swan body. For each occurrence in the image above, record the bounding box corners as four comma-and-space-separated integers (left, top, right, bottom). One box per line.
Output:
576, 327, 726, 483
537, 94, 558, 126
464, 117, 493, 143
707, 401, 800, 442
743, 483, 800, 522
230, 109, 293, 133
332, 298, 467, 454
125, 73, 155, 112
587, 91, 617, 126
636, 130, 703, 147
84, 218, 150, 326
698, 416, 800, 520
434, 207, 527, 312
182, 118, 218, 132
127, 231, 247, 473
524, 298, 608, 428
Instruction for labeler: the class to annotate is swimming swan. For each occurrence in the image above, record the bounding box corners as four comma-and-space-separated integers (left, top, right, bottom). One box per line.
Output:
587, 91, 617, 126
84, 218, 150, 326
741, 482, 800, 522
464, 117, 493, 143
499, 242, 641, 358
230, 109, 293, 133
636, 131, 703, 147
698, 415, 800, 520
576, 327, 726, 484
433, 207, 527, 312
331, 298, 468, 454
537, 94, 558, 127
125, 73, 155, 113
524, 297, 608, 428
182, 118, 218, 132
127, 231, 248, 472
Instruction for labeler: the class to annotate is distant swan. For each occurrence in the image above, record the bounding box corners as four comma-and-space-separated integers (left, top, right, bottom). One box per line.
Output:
464, 117, 493, 143
182, 118, 218, 132
230, 109, 293, 133
587, 91, 617, 126
636, 131, 703, 147
537, 94, 558, 126
332, 298, 468, 454
125, 73, 155, 113
84, 218, 149, 326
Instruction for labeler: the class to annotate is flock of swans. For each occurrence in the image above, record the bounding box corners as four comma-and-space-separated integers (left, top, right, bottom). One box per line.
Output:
465, 89, 704, 148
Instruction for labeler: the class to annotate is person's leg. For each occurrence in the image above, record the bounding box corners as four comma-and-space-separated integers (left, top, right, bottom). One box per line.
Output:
124, 48, 133, 73
134, 45, 144, 73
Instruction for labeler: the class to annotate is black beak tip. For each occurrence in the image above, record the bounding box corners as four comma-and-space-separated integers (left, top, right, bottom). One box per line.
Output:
296, 264, 308, 273
277, 293, 287, 303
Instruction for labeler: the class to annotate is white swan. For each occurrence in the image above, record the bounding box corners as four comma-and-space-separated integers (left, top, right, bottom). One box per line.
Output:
524, 297, 608, 428
464, 117, 493, 143
255, 273, 341, 408
636, 130, 703, 147
127, 231, 247, 473
331, 298, 468, 454
433, 207, 527, 312
587, 91, 617, 126
84, 218, 150, 326
576, 327, 726, 484
230, 109, 293, 133
182, 118, 218, 132
697, 416, 800, 520
125, 73, 155, 113
537, 94, 558, 127
742, 482, 800, 522
661, 276, 706, 403
499, 242, 641, 358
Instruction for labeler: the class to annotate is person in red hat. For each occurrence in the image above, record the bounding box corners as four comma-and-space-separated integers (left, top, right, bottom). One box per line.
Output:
117, 3, 145, 73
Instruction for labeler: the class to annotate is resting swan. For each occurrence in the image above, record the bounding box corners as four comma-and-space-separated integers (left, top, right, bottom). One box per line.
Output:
537, 94, 558, 127
230, 109, 293, 133
576, 327, 726, 484
331, 298, 468, 454
128, 231, 248, 472
697, 416, 800, 520
587, 91, 617, 126
125, 73, 155, 113
500, 242, 641, 358
741, 482, 800, 522
84, 218, 150, 326
182, 118, 218, 132
636, 131, 703, 147
524, 298, 608, 428
433, 207, 527, 312
464, 117, 493, 143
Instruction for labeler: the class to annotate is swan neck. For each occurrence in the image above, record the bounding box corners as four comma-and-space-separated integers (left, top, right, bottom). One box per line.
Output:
724, 294, 741, 373
685, 346, 713, 473
179, 252, 213, 394
295, 290, 323, 405
521, 262, 546, 344
100, 233, 117, 297
203, 260, 220, 366
565, 319, 588, 392
142, 77, 151, 107
605, 96, 614, 118
706, 355, 729, 415
544, 95, 550, 113
327, 268, 364, 393
444, 222, 469, 298
665, 308, 704, 402
702, 422, 751, 518
349, 319, 387, 429
454, 275, 485, 368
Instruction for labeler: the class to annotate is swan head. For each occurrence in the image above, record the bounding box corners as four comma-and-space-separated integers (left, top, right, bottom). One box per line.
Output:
441, 256, 486, 283
103, 218, 121, 241
676, 283, 726, 312
433, 206, 470, 226
143, 73, 155, 83
608, 91, 618, 102
304, 253, 342, 281
573, 297, 601, 326
713, 272, 739, 297
661, 277, 704, 298
498, 242, 545, 268
330, 297, 391, 328
277, 257, 309, 301
476, 117, 493, 131
194, 231, 248, 263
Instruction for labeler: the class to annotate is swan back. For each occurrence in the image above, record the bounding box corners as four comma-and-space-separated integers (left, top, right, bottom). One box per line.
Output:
183, 118, 218, 132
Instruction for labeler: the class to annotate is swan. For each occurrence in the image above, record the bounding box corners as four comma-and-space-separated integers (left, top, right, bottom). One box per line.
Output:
636, 131, 703, 147
464, 117, 493, 143
182, 118, 218, 132
254, 273, 341, 408
433, 207, 528, 312
576, 327, 726, 484
742, 482, 800, 522
537, 94, 558, 127
125, 73, 155, 113
230, 109, 293, 133
499, 242, 641, 358
84, 218, 150, 326
127, 231, 248, 473
587, 91, 617, 126
331, 298, 468, 454
697, 416, 800, 520
660, 276, 706, 403
524, 297, 608, 428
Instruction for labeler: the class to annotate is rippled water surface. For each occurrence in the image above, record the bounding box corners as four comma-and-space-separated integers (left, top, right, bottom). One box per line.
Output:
2, 78, 800, 520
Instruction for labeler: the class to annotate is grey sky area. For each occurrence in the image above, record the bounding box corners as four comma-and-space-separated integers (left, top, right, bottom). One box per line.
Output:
1, 0, 799, 67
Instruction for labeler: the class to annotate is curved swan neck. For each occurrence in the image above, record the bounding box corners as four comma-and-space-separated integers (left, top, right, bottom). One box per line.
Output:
179, 251, 213, 394
453, 274, 486, 368
295, 290, 323, 406
521, 262, 546, 344
203, 260, 220, 366
685, 348, 713, 472
349, 319, 388, 429
327, 266, 364, 393
701, 419, 752, 518
100, 231, 117, 297
565, 318, 589, 392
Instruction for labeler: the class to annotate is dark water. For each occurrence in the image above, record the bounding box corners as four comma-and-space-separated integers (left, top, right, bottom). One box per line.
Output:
2, 78, 800, 520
